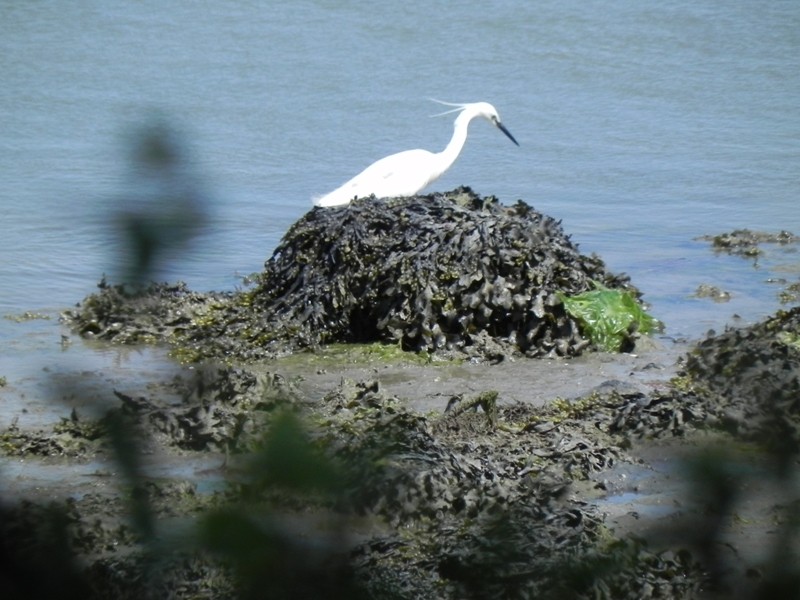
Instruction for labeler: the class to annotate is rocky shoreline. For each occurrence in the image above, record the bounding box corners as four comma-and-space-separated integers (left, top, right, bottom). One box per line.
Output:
2, 191, 798, 598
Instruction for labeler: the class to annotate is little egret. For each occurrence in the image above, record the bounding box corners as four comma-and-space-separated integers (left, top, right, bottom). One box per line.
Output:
313, 100, 518, 208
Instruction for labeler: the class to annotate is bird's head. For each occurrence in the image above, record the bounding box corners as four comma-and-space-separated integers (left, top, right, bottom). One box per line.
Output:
430, 99, 519, 146
474, 102, 519, 146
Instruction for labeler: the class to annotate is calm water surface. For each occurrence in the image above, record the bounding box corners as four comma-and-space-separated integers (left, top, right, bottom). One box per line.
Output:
1, 2, 798, 411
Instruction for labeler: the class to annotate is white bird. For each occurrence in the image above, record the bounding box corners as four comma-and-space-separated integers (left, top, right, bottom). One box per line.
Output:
313, 100, 519, 208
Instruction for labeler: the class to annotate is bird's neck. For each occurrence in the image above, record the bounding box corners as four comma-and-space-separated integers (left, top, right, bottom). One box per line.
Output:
433, 110, 474, 179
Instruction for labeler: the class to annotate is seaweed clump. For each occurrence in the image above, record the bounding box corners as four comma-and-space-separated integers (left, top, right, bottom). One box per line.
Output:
248, 188, 636, 359
699, 229, 798, 258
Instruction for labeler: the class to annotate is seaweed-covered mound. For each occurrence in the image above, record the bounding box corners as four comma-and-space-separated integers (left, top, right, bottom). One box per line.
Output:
251, 188, 634, 359
64, 189, 641, 361
684, 307, 800, 448
317, 379, 704, 599
609, 308, 800, 445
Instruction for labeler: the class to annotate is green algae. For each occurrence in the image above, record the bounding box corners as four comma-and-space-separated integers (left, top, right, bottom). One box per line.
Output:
558, 282, 662, 352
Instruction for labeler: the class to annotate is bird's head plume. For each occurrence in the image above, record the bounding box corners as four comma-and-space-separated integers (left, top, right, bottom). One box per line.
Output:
428, 98, 470, 118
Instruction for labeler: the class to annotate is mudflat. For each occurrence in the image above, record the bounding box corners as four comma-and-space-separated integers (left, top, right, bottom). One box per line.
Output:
2, 192, 798, 598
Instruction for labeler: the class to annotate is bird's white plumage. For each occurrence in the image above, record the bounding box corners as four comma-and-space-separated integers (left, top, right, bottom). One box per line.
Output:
313, 101, 518, 208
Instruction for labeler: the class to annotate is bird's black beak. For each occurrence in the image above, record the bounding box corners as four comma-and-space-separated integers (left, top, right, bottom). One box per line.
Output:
497, 121, 519, 146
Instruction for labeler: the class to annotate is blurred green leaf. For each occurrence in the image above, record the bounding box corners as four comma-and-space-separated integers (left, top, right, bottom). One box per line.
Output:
250, 411, 343, 496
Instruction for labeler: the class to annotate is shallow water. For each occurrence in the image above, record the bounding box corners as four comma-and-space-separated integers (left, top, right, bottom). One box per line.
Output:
1, 2, 798, 424
0, 452, 229, 502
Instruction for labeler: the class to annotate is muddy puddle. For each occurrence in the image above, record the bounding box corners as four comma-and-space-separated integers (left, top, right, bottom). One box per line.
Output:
274, 334, 686, 413
0, 451, 230, 502
591, 436, 800, 598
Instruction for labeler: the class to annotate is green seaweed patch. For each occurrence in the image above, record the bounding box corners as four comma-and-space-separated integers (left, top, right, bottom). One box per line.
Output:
778, 282, 800, 305
548, 395, 605, 422
777, 330, 800, 351
778, 283, 800, 304
53, 411, 107, 442
524, 394, 609, 428
669, 374, 706, 395
168, 343, 212, 365
4, 311, 52, 322
275, 342, 437, 370
558, 283, 662, 352
0, 422, 99, 457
